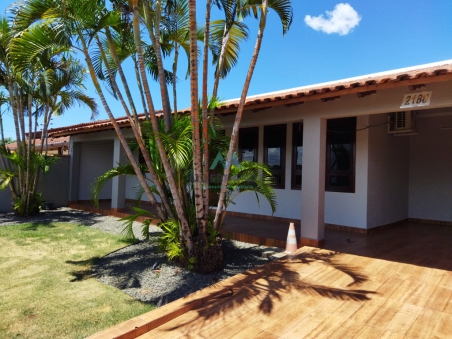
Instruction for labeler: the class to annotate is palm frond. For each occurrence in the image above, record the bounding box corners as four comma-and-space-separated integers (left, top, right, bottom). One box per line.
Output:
90, 164, 137, 207
210, 19, 248, 79
120, 206, 156, 240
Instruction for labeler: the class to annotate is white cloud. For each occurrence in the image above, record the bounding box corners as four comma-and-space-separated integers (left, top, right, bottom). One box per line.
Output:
304, 3, 361, 35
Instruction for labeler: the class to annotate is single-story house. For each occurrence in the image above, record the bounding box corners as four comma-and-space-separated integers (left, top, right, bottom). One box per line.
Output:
46, 60, 452, 246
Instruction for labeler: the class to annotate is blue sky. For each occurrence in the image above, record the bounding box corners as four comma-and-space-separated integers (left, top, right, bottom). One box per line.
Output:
1, 1, 452, 139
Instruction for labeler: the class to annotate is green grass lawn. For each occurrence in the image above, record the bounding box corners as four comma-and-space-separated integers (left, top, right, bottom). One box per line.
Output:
0, 222, 155, 339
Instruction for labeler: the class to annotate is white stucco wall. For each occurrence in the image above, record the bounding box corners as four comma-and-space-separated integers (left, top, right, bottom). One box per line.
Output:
366, 114, 409, 228
125, 173, 162, 203
78, 141, 114, 200
409, 114, 452, 222
125, 175, 141, 200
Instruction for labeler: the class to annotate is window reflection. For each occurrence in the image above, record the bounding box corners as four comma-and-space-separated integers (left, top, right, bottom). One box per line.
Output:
292, 123, 303, 189
264, 124, 286, 189
326, 117, 356, 192
241, 149, 255, 162
267, 147, 281, 168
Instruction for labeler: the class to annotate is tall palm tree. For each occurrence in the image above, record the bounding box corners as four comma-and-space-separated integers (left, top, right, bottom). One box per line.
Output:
141, 1, 173, 131
211, 0, 249, 100
9, 0, 175, 221
0, 11, 98, 215
130, 0, 194, 250
36, 56, 97, 153
213, 0, 293, 230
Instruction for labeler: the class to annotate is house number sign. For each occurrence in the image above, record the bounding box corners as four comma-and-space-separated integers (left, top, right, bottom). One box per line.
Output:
401, 91, 432, 108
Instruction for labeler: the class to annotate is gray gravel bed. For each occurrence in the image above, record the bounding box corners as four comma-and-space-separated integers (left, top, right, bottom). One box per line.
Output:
0, 207, 281, 307
92, 238, 275, 306
0, 207, 151, 239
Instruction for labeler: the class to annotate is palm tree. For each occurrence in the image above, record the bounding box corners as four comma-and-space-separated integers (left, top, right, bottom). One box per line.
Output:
0, 8, 98, 216
213, 0, 293, 230
90, 113, 276, 264
36, 56, 97, 153
8, 0, 293, 271
9, 0, 176, 220
211, 0, 249, 100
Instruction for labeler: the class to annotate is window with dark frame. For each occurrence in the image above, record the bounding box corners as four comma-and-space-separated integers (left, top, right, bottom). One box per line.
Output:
264, 124, 286, 189
238, 127, 259, 162
292, 122, 303, 190
326, 117, 356, 192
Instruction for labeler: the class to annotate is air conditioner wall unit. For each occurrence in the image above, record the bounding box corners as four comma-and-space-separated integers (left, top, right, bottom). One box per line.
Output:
388, 111, 416, 134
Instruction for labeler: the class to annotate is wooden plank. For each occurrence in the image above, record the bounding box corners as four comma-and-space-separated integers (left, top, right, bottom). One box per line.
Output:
431, 313, 452, 338
252, 330, 280, 339
262, 304, 316, 335
404, 282, 438, 308
228, 326, 265, 339
378, 330, 405, 339
348, 298, 386, 324
279, 310, 330, 339
327, 319, 368, 339
302, 315, 347, 339
404, 308, 442, 339
352, 325, 384, 339
383, 304, 422, 334
365, 299, 403, 329
424, 286, 452, 312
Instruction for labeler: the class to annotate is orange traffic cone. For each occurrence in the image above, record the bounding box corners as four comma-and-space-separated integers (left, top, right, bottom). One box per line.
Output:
285, 222, 298, 254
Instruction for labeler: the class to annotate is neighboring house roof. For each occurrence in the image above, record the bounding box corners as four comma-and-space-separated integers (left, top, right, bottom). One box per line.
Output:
48, 60, 452, 137
6, 136, 70, 152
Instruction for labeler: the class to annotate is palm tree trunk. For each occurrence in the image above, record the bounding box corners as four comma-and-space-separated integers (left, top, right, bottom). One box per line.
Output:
187, 0, 208, 245
131, 0, 193, 252
24, 91, 33, 213
212, 27, 230, 100
0, 104, 5, 145
132, 55, 150, 123
142, 0, 172, 132
95, 34, 173, 220
104, 28, 142, 136
8, 80, 23, 200
200, 0, 213, 243
172, 44, 179, 115
39, 106, 50, 154
8, 80, 21, 151
213, 0, 268, 231
17, 90, 27, 196
79, 33, 168, 222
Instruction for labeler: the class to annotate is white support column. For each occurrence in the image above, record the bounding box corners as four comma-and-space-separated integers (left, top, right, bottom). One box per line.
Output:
111, 137, 127, 211
301, 116, 326, 247
68, 142, 81, 203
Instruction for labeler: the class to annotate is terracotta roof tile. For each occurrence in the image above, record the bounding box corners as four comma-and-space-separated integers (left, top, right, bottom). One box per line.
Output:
6, 136, 69, 151
48, 60, 452, 137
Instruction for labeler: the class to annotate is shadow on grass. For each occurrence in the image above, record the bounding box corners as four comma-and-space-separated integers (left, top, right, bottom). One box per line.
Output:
21, 223, 57, 231
163, 249, 376, 333
66, 256, 102, 266
66, 256, 102, 282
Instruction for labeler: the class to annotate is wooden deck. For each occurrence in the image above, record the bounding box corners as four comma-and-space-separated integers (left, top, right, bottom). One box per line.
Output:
87, 220, 452, 339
